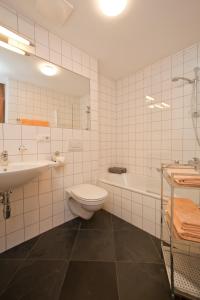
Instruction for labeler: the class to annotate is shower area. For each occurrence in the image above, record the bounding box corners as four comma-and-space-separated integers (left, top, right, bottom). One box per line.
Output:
99, 44, 200, 238
172, 66, 200, 149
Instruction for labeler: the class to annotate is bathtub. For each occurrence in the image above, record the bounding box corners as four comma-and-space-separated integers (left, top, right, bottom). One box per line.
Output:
98, 172, 199, 238
100, 172, 163, 199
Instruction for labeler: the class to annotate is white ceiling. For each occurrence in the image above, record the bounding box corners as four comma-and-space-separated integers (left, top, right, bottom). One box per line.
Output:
3, 0, 200, 79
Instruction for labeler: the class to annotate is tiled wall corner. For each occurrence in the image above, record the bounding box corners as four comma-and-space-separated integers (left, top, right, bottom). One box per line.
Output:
99, 76, 117, 173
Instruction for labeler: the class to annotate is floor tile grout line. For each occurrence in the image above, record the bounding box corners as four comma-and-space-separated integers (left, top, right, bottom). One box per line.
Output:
0, 235, 44, 296
58, 221, 82, 296
68, 221, 81, 262
0, 260, 24, 297
115, 262, 121, 300
25, 234, 44, 260
56, 260, 69, 300
111, 215, 121, 300
149, 235, 162, 259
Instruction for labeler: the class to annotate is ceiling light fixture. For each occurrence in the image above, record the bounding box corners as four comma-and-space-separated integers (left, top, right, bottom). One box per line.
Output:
99, 0, 127, 17
0, 40, 26, 55
161, 102, 170, 108
0, 26, 30, 46
148, 105, 154, 109
154, 104, 164, 109
145, 95, 155, 102
39, 63, 59, 76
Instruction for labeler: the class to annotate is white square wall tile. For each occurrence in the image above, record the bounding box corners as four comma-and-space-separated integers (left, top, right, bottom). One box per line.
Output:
0, 221, 5, 237
0, 5, 17, 30
25, 223, 39, 241
0, 125, 3, 139
24, 210, 39, 227
0, 237, 6, 253
50, 50, 62, 65
35, 25, 49, 46
143, 206, 156, 222
36, 43, 49, 60
62, 40, 71, 58
40, 205, 52, 221
24, 181, 39, 198
53, 212, 64, 227
39, 192, 52, 207
3, 124, 21, 139
49, 33, 61, 53
24, 196, 39, 213
6, 215, 24, 234
40, 218, 52, 234
39, 179, 52, 194
22, 125, 37, 140
6, 229, 24, 249
18, 17, 34, 40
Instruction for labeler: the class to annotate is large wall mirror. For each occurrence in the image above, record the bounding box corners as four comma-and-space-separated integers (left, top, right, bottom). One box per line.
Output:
0, 47, 90, 130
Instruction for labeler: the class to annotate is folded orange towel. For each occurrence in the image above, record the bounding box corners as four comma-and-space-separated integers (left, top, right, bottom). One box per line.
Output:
167, 198, 200, 228
20, 118, 49, 127
166, 212, 200, 243
166, 198, 200, 242
173, 175, 200, 186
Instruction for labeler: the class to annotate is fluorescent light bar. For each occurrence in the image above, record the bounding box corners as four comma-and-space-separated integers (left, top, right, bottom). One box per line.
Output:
148, 104, 154, 109
145, 95, 155, 102
154, 104, 164, 109
0, 40, 26, 55
161, 102, 170, 108
0, 26, 30, 46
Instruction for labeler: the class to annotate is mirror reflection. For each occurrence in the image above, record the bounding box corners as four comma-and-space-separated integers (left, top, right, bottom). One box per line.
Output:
0, 47, 90, 129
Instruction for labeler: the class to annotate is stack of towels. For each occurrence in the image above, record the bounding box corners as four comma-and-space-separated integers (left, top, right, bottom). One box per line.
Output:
166, 168, 200, 187
167, 198, 200, 243
173, 175, 200, 187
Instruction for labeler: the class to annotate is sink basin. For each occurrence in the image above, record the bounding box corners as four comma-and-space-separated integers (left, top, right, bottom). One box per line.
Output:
0, 160, 56, 192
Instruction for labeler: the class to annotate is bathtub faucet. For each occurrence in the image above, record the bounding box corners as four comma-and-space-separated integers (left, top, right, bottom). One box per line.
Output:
188, 157, 200, 170
0, 150, 8, 166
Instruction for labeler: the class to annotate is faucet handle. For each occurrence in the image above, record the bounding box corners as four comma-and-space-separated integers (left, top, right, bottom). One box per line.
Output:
193, 157, 199, 162
18, 145, 27, 152
1, 150, 8, 157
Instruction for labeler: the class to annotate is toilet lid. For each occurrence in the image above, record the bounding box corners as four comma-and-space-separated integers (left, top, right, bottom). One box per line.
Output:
70, 184, 108, 202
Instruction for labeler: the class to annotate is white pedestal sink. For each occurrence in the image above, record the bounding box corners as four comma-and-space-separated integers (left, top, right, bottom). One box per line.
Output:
0, 160, 57, 192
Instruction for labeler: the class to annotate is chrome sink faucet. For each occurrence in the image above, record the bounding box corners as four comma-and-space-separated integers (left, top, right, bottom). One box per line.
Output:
0, 151, 8, 166
188, 157, 200, 170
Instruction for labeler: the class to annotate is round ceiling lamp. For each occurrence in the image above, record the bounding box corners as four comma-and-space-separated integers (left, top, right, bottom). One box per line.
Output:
99, 0, 128, 17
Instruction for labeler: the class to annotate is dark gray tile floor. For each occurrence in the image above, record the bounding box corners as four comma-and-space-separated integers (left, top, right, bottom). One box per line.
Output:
0, 210, 186, 300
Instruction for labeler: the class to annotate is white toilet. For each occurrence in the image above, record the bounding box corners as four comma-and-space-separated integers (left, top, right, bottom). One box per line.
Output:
66, 184, 108, 220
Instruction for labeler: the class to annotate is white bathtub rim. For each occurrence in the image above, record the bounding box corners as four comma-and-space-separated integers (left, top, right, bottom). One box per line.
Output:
99, 178, 162, 200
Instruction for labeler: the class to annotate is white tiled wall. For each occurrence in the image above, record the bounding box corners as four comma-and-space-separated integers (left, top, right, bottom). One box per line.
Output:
116, 43, 200, 179
100, 44, 200, 239
99, 76, 117, 173
0, 2, 99, 253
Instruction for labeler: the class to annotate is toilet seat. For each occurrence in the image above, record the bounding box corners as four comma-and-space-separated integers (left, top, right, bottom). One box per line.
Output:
70, 184, 108, 206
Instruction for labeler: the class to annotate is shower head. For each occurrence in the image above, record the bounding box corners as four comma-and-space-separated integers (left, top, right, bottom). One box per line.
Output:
172, 77, 194, 84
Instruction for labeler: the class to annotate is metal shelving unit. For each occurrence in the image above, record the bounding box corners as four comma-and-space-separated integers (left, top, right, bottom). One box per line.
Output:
161, 163, 200, 299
